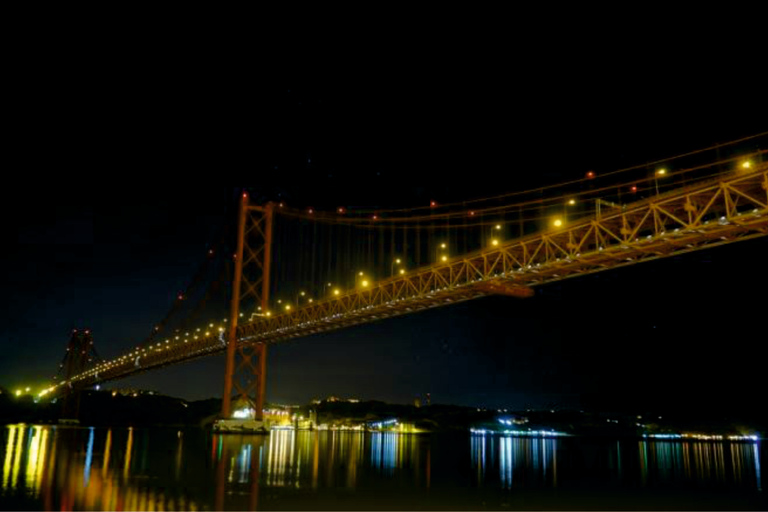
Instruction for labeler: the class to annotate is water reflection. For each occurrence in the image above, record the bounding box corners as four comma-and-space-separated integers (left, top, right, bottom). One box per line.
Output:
1, 425, 203, 511
472, 434, 559, 489
636, 440, 762, 489
212, 431, 424, 494
1, 424, 764, 510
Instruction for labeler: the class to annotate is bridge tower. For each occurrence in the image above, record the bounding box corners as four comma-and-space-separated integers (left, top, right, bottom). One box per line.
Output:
220, 193, 274, 427
57, 328, 98, 420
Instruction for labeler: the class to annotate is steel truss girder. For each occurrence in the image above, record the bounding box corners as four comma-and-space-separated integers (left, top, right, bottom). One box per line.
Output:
63, 167, 768, 392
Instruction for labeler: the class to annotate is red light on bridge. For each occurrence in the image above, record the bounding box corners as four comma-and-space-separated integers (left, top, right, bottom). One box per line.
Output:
337, 207, 345, 214
586, 171, 596, 179
430, 200, 437, 208
178, 294, 184, 301
242, 192, 248, 199
469, 211, 475, 216
372, 214, 378, 220
631, 185, 638, 193
308, 208, 314, 214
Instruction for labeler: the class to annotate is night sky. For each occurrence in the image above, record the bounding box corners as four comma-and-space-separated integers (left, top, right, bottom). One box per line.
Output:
2, 32, 766, 423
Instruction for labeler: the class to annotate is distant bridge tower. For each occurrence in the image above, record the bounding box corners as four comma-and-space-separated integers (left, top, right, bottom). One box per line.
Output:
221, 193, 274, 422
56, 328, 99, 419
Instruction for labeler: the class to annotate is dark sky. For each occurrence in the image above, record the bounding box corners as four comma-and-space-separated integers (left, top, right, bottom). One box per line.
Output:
2, 30, 766, 421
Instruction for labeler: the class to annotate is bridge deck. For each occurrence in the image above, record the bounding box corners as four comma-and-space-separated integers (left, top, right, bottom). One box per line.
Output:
53, 167, 767, 395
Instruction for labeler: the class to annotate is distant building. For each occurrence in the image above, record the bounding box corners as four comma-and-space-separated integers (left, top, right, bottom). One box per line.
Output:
312, 396, 360, 404
108, 388, 156, 397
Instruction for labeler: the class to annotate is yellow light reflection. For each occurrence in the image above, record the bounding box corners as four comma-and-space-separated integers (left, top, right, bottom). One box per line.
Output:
102, 429, 112, 478
312, 432, 319, 489
11, 424, 25, 490
175, 432, 183, 481
25, 426, 48, 497
123, 428, 134, 479
3, 425, 17, 490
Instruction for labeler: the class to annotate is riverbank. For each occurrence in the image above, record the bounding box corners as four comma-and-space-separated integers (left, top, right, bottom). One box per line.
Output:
2, 389, 765, 438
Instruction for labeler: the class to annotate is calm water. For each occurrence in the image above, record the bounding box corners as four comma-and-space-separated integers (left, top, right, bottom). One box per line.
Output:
0, 424, 765, 510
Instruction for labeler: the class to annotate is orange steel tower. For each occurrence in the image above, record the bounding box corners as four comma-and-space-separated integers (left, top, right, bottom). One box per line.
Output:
221, 193, 274, 420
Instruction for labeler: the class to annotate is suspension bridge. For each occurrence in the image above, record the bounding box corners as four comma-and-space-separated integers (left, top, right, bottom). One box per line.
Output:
41, 135, 768, 426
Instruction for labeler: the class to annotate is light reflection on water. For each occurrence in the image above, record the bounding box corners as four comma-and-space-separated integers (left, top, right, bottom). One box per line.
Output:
1, 424, 764, 510
637, 440, 763, 489
472, 435, 560, 489
2, 425, 202, 511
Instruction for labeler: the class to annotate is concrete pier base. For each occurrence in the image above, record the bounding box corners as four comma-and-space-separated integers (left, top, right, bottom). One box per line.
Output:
213, 418, 269, 434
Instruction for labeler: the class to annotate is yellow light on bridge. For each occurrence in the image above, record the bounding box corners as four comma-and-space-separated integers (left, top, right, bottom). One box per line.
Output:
440, 243, 447, 249
742, 160, 751, 169
495, 224, 502, 230
553, 218, 563, 227
441, 255, 448, 262
358, 271, 364, 277
285, 304, 292, 311
14, 389, 21, 397
333, 289, 341, 296
491, 239, 499, 247
361, 280, 369, 287
399, 269, 405, 275
656, 168, 667, 176
568, 199, 576, 206
266, 311, 272, 317
395, 258, 401, 264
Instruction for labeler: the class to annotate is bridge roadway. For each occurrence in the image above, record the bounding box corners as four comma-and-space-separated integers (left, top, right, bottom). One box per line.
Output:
51, 166, 767, 396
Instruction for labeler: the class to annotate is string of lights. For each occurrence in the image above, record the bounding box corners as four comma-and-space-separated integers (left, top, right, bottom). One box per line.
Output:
345, 131, 768, 215
273, 150, 766, 226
